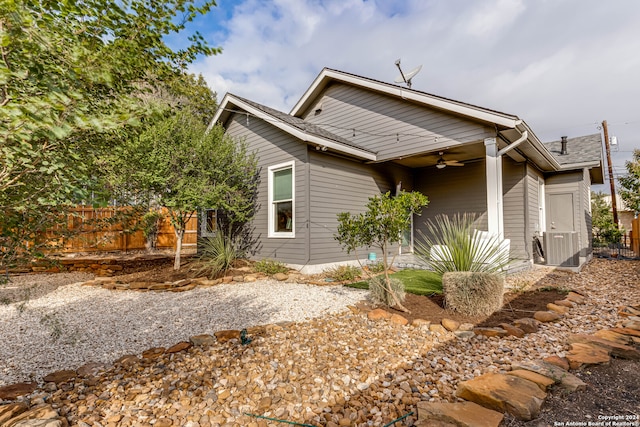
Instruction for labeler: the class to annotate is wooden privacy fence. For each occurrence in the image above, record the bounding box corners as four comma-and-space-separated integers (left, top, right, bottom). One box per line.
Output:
48, 207, 197, 253
632, 217, 640, 256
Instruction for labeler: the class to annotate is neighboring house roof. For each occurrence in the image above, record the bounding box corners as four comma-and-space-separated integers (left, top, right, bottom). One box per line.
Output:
212, 93, 377, 160
544, 134, 603, 167
544, 134, 604, 183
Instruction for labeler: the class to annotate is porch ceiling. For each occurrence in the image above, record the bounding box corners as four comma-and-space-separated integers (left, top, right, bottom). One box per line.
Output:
391, 142, 487, 168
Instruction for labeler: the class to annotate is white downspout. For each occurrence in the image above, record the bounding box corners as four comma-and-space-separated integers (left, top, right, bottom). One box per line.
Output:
498, 130, 529, 157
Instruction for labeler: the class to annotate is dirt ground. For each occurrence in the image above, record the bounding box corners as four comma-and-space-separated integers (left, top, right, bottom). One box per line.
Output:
503, 358, 640, 426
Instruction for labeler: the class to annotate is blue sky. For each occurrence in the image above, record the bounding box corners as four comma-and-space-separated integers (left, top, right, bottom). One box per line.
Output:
181, 0, 640, 192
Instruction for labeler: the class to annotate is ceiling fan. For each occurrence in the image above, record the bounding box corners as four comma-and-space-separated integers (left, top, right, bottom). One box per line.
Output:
436, 152, 464, 169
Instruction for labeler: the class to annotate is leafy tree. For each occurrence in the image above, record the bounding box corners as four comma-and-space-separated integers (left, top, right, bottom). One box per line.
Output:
1, 0, 220, 269
591, 191, 622, 246
618, 149, 640, 215
106, 109, 258, 270
334, 191, 429, 312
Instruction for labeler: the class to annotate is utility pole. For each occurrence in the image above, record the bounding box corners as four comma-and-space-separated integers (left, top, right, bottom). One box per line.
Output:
602, 120, 619, 228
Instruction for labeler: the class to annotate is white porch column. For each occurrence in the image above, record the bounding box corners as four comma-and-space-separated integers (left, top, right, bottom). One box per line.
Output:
484, 137, 504, 237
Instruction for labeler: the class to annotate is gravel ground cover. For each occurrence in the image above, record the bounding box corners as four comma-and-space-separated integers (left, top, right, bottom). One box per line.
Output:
1, 259, 638, 426
0, 276, 367, 386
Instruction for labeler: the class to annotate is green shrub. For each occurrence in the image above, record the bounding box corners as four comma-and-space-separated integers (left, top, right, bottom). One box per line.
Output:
367, 261, 385, 274
415, 213, 511, 276
369, 275, 405, 307
441, 271, 505, 316
325, 265, 361, 282
196, 233, 238, 278
254, 259, 289, 275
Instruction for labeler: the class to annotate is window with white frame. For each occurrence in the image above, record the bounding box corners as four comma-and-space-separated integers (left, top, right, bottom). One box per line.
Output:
268, 161, 295, 237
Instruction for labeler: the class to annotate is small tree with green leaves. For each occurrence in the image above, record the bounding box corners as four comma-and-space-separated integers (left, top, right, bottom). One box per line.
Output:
334, 191, 429, 312
618, 149, 640, 215
105, 109, 258, 270
591, 191, 622, 246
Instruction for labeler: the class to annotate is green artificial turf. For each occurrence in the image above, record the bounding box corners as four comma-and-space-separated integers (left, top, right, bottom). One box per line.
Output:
347, 269, 442, 295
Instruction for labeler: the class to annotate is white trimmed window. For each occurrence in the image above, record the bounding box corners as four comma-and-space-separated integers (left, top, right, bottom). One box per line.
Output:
268, 161, 295, 238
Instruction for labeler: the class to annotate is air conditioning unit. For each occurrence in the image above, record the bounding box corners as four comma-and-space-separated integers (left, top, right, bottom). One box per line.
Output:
544, 232, 579, 267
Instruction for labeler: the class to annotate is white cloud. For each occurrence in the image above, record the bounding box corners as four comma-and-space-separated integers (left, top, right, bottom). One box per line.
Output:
189, 0, 640, 166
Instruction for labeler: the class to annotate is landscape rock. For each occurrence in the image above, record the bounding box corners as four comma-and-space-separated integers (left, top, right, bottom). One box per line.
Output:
412, 318, 431, 328
273, 273, 289, 281
542, 356, 570, 371
417, 401, 504, 427
189, 334, 216, 346
141, 347, 165, 359
533, 311, 562, 323
507, 369, 555, 391
42, 370, 77, 384
0, 402, 29, 423
214, 330, 241, 343
441, 318, 460, 332
2, 404, 58, 426
554, 299, 574, 308
165, 341, 192, 353
621, 319, 640, 331
609, 327, 640, 338
389, 314, 409, 326
546, 303, 569, 314
499, 323, 525, 338
513, 318, 539, 334
456, 373, 546, 421
566, 291, 586, 304
568, 334, 640, 360
429, 324, 448, 334
511, 360, 586, 392
473, 327, 507, 338
76, 362, 106, 378
367, 308, 392, 321
0, 383, 37, 400
594, 329, 633, 345
566, 343, 611, 369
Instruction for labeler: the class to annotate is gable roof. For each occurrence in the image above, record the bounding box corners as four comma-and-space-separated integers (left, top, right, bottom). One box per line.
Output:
211, 67, 603, 177
291, 68, 522, 128
211, 93, 377, 160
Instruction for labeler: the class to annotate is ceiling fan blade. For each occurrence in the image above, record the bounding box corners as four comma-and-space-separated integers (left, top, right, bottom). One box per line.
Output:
445, 160, 464, 166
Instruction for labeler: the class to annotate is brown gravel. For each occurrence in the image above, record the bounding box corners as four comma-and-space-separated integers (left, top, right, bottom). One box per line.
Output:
3, 258, 639, 427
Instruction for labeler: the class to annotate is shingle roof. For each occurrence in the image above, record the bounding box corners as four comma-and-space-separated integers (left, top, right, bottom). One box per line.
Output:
231, 95, 375, 154
543, 134, 603, 166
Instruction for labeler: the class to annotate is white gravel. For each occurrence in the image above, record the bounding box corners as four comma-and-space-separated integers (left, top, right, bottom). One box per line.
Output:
0, 276, 368, 386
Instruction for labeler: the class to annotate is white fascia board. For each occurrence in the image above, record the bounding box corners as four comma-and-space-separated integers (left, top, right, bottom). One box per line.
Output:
231, 96, 376, 161
209, 93, 232, 128
291, 69, 521, 128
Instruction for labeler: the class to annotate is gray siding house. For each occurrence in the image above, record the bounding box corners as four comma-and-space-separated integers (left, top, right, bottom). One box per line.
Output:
210, 68, 604, 273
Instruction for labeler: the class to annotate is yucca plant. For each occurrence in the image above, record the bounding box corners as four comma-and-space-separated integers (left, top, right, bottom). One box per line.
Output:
415, 213, 511, 276
195, 233, 239, 278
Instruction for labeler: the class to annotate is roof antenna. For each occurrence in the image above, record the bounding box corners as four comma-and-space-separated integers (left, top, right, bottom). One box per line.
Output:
394, 59, 422, 88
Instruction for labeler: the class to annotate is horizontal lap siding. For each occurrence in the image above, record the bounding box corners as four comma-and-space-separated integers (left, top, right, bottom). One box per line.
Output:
226, 115, 308, 264
413, 160, 488, 240
308, 152, 412, 263
527, 166, 543, 235
583, 168, 593, 256
302, 84, 494, 159
502, 158, 527, 260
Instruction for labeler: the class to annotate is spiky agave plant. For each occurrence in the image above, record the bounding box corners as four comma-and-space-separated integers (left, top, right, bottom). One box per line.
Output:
415, 213, 511, 276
